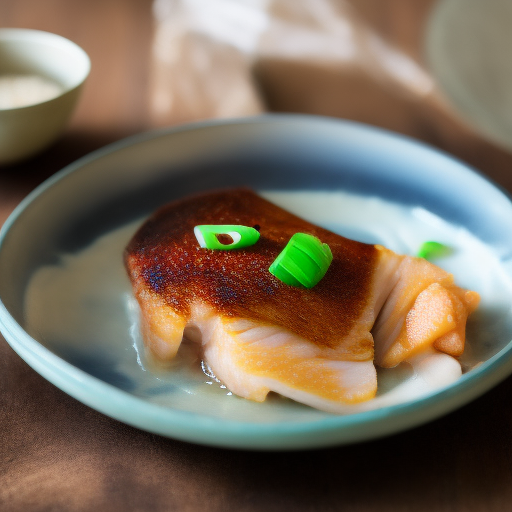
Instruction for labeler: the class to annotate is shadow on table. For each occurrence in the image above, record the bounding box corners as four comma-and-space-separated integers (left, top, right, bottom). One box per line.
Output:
0, 128, 138, 188
188, 380, 512, 511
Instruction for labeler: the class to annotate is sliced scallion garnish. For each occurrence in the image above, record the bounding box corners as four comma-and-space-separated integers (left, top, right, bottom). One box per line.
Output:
417, 241, 453, 260
269, 233, 333, 288
194, 225, 260, 250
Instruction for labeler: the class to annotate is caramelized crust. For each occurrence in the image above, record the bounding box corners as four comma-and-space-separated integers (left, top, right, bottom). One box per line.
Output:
125, 189, 378, 351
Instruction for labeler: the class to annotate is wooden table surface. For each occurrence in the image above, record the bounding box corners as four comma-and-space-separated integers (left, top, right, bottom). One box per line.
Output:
2, 1, 512, 511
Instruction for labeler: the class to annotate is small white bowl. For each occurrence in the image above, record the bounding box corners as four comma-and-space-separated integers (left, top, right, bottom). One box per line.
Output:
0, 29, 90, 165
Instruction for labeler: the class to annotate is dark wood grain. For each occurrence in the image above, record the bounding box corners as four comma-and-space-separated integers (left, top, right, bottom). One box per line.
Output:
2, 1, 512, 511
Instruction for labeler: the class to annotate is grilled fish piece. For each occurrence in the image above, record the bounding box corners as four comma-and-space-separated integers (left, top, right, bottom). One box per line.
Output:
125, 189, 479, 412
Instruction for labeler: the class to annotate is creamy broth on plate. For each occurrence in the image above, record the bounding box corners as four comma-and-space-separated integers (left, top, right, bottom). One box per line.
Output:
23, 191, 512, 419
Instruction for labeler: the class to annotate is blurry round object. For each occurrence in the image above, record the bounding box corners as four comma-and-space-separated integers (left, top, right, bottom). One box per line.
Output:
426, 0, 512, 151
0, 29, 90, 165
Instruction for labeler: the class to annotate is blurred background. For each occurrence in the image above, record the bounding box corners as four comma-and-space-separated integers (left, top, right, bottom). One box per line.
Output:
2, 0, 512, 202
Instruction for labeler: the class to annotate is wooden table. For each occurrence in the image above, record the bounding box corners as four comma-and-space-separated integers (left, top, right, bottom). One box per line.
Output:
2, 1, 512, 510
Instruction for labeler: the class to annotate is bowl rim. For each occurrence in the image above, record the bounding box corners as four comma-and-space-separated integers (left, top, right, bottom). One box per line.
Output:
424, 0, 512, 153
0, 28, 91, 110
2, 114, 512, 450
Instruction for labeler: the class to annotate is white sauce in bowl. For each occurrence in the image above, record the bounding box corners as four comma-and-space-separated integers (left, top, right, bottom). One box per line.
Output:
0, 74, 63, 109
23, 191, 512, 418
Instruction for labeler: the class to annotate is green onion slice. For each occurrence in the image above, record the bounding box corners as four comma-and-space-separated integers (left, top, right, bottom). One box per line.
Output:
269, 233, 333, 288
417, 241, 453, 260
194, 225, 260, 250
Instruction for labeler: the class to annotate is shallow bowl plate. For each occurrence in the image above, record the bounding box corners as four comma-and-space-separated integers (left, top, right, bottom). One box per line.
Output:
426, 0, 512, 151
2, 115, 512, 450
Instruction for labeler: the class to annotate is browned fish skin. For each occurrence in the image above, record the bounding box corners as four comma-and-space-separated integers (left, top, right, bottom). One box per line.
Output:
125, 189, 378, 356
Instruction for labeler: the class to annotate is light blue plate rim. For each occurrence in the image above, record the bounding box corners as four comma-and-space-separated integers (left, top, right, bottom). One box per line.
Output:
1, 114, 512, 450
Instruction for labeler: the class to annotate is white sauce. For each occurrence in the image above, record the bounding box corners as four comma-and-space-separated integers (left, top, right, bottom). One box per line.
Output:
0, 74, 63, 109
23, 191, 512, 419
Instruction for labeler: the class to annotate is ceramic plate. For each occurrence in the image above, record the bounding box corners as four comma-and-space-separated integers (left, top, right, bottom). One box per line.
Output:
426, 0, 512, 151
2, 115, 512, 450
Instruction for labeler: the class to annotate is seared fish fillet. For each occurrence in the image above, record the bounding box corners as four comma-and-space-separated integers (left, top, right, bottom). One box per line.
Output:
124, 189, 479, 412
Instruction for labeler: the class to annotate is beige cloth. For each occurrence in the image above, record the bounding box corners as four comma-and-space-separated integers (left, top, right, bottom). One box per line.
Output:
150, 0, 436, 127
